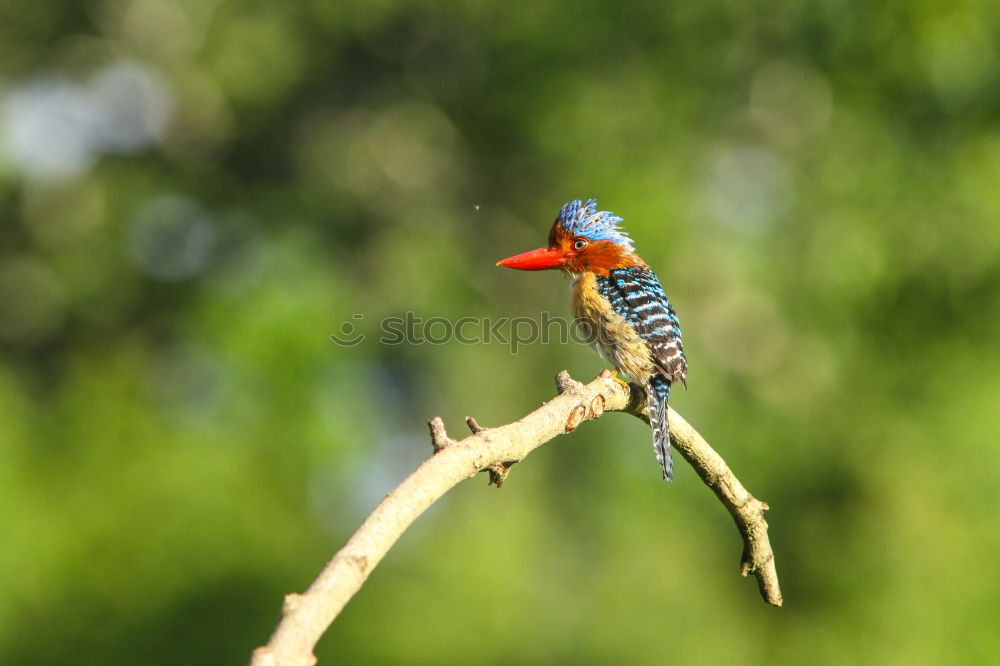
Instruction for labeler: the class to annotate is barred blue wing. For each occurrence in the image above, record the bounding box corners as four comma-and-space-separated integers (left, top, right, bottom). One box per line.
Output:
601, 266, 688, 386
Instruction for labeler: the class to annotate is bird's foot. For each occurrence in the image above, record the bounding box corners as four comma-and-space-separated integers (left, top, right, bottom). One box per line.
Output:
608, 368, 630, 391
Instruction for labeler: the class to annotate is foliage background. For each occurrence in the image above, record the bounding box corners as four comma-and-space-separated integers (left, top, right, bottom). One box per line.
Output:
1, 1, 998, 664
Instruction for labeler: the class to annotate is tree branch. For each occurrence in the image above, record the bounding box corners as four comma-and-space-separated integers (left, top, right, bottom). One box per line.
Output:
250, 370, 781, 666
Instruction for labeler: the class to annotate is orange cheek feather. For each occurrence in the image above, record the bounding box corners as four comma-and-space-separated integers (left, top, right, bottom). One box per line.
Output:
567, 240, 637, 275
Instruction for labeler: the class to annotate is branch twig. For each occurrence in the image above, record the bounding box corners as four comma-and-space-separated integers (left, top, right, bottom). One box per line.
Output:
250, 370, 781, 666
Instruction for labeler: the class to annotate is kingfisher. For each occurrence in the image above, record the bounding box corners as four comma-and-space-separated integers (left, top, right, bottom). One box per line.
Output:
496, 199, 687, 480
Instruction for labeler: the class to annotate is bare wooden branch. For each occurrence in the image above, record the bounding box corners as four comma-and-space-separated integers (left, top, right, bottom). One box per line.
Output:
250, 371, 781, 666
427, 416, 455, 451
464, 416, 486, 434
621, 383, 782, 606
554, 369, 583, 394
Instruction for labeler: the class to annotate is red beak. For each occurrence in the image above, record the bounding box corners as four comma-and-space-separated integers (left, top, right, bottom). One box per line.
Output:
496, 246, 566, 271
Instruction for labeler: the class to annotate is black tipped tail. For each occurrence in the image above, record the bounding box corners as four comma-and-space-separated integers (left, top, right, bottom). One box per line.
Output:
646, 375, 673, 480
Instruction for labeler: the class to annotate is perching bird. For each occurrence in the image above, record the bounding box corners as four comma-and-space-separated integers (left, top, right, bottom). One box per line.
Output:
496, 199, 687, 480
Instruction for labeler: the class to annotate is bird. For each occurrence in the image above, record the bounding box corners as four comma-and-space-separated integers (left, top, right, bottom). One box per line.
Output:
496, 199, 687, 480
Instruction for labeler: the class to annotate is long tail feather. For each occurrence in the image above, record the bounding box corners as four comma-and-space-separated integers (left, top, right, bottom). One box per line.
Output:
646, 375, 673, 480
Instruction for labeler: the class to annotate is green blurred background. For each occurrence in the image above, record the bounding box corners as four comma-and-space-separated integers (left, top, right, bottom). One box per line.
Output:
2, 1, 999, 664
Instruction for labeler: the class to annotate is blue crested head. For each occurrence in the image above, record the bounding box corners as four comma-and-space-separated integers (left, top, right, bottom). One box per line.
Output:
554, 199, 634, 253
497, 198, 642, 272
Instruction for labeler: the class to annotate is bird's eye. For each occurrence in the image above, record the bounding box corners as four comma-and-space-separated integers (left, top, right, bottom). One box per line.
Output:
573, 239, 588, 251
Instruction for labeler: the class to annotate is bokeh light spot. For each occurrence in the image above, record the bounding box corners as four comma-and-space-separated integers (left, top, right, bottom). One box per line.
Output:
90, 61, 172, 153
1, 61, 172, 181
701, 145, 792, 233
128, 194, 217, 281
2, 79, 100, 180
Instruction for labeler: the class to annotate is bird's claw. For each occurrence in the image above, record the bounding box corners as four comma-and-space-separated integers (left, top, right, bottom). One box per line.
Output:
610, 369, 630, 391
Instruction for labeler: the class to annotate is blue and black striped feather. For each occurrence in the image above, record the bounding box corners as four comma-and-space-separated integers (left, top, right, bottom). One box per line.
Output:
646, 375, 673, 480
596, 267, 687, 385
596, 266, 686, 480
